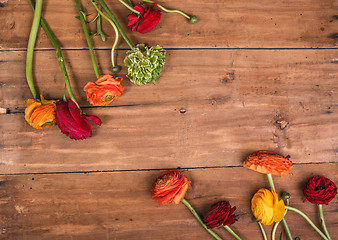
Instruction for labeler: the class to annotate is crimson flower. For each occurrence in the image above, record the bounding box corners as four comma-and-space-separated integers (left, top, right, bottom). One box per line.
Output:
203, 201, 237, 229
127, 3, 161, 34
56, 100, 102, 140
303, 176, 337, 204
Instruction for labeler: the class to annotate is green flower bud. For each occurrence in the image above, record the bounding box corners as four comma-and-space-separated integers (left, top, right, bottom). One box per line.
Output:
281, 192, 291, 200
111, 66, 121, 73
189, 16, 198, 24
124, 44, 166, 86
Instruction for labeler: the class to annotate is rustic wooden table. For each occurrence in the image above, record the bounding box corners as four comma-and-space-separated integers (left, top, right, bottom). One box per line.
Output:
0, 0, 337, 239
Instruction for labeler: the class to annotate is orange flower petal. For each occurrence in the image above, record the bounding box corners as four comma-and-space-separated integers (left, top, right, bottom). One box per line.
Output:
243, 151, 293, 176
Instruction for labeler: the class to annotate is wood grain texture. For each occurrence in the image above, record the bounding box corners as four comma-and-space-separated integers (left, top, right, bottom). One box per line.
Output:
0, 165, 336, 240
1, 49, 337, 108
1, 50, 337, 174
0, 0, 337, 49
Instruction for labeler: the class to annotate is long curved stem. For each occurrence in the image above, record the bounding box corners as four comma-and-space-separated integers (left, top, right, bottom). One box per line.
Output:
90, 1, 119, 67
29, 0, 79, 108
257, 222, 267, 240
26, 0, 43, 99
181, 198, 223, 240
271, 222, 280, 240
285, 206, 328, 240
97, 0, 134, 49
117, 0, 140, 15
74, 0, 100, 78
142, 0, 191, 19
318, 204, 332, 240
266, 174, 293, 240
223, 225, 242, 240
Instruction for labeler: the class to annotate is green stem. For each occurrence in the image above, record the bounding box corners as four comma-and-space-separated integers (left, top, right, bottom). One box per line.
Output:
142, 0, 191, 19
181, 198, 223, 240
29, 0, 79, 107
26, 0, 43, 99
271, 222, 280, 240
257, 222, 267, 240
74, 0, 100, 78
90, 1, 119, 67
318, 205, 332, 240
97, 0, 134, 49
117, 0, 140, 15
223, 225, 242, 240
267, 173, 276, 191
266, 174, 293, 240
285, 206, 328, 240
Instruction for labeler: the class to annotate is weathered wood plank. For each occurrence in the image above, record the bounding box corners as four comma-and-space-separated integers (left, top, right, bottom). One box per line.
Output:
0, 165, 336, 239
0, 49, 337, 108
1, 49, 337, 173
1, 101, 337, 173
0, 0, 337, 49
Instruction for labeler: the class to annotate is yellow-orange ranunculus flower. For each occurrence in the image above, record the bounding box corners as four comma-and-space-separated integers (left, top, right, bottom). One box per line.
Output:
243, 151, 293, 177
251, 188, 285, 225
83, 74, 124, 106
151, 170, 191, 205
24, 95, 58, 129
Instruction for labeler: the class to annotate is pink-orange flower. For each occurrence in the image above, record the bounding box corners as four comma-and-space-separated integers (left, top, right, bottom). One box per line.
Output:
243, 151, 293, 177
151, 170, 191, 205
24, 95, 58, 129
83, 74, 124, 106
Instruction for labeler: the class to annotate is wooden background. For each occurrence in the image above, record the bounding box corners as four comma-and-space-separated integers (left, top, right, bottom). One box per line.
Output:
0, 0, 337, 239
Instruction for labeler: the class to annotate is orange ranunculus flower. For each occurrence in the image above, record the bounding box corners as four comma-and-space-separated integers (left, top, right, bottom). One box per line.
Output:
24, 95, 58, 129
251, 188, 285, 225
83, 74, 124, 106
243, 151, 293, 177
151, 170, 191, 205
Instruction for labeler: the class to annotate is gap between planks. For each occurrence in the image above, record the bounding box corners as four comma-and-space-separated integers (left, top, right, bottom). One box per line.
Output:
1, 47, 338, 52
0, 162, 335, 176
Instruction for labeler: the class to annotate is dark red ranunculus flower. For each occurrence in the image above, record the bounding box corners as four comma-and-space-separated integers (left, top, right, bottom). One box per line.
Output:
203, 201, 237, 229
127, 3, 161, 34
303, 176, 337, 205
56, 100, 102, 140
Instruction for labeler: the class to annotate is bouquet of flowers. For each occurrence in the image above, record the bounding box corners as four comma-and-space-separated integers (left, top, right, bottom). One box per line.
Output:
24, 0, 197, 140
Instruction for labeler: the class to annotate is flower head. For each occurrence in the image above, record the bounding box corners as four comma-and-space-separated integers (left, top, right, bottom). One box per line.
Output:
84, 74, 124, 106
128, 3, 161, 34
303, 176, 337, 205
151, 170, 190, 205
56, 100, 102, 140
251, 188, 285, 225
243, 151, 293, 177
24, 95, 58, 129
203, 201, 237, 229
124, 44, 166, 85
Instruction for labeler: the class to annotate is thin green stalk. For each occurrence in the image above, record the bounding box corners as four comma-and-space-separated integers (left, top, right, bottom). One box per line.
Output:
74, 0, 100, 78
90, 1, 119, 67
318, 205, 332, 240
26, 0, 43, 99
223, 225, 242, 240
142, 0, 190, 19
181, 198, 223, 240
266, 174, 293, 240
285, 206, 328, 240
29, 0, 79, 107
272, 222, 280, 240
97, 0, 134, 49
257, 222, 267, 240
117, 0, 140, 15
267, 173, 276, 191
